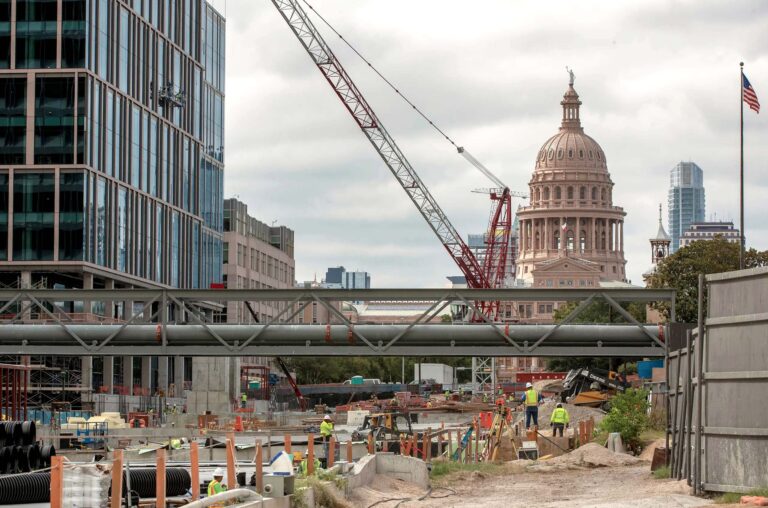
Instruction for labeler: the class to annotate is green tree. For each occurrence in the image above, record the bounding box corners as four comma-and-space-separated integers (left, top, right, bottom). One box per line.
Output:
647, 238, 768, 323
599, 388, 650, 453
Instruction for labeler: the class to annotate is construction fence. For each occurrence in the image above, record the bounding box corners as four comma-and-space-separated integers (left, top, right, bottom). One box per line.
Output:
668, 266, 768, 494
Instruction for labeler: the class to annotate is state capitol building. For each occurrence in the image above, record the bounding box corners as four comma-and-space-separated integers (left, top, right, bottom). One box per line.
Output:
498, 75, 630, 374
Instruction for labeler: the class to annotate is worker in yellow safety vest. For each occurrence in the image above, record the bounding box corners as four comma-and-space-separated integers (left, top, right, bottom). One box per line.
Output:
550, 402, 570, 437
207, 468, 227, 506
521, 382, 544, 430
320, 414, 334, 466
241, 392, 247, 408
300, 450, 322, 477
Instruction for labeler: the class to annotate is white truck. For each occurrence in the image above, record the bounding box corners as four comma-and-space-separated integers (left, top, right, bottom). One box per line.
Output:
413, 363, 455, 390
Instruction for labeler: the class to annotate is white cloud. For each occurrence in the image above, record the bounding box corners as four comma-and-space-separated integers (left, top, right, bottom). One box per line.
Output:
223, 0, 768, 287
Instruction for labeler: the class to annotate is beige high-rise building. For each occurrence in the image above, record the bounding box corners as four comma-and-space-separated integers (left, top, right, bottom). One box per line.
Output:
498, 75, 629, 376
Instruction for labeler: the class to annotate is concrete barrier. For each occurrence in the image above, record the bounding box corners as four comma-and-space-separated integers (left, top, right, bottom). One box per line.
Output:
345, 453, 429, 494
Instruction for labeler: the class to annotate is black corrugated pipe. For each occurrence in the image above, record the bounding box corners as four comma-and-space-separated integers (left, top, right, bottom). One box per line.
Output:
16, 444, 40, 472
39, 443, 56, 467
119, 468, 191, 498
0, 472, 51, 505
2, 422, 21, 446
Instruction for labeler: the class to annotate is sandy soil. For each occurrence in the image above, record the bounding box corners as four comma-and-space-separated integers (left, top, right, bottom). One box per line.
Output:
347, 462, 715, 508
415, 465, 711, 508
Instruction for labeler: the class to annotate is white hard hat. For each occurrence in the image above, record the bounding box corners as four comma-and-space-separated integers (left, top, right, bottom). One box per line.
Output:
323, 414, 332, 420
213, 467, 224, 477
526, 382, 533, 388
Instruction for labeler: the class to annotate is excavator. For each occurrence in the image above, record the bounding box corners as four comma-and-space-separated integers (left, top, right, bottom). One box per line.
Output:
560, 367, 629, 411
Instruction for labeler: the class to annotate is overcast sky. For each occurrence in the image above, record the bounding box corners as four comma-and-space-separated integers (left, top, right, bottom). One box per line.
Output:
217, 0, 768, 287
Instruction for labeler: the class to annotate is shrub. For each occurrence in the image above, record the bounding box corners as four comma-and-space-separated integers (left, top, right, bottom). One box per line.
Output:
599, 388, 650, 454
652, 465, 670, 479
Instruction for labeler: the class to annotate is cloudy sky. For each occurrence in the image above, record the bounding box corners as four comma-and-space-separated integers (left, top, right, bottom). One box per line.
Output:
216, 0, 768, 287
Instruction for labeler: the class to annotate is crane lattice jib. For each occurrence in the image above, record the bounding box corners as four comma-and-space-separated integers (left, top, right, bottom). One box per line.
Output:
271, 0, 488, 289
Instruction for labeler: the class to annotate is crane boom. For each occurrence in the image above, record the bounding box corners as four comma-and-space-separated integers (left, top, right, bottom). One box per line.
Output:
271, 0, 488, 289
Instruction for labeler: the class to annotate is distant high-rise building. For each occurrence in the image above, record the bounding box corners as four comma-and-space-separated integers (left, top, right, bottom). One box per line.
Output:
325, 266, 346, 285
324, 266, 370, 289
342, 270, 371, 289
668, 162, 705, 252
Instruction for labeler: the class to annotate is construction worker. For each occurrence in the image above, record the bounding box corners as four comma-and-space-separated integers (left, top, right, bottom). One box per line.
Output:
521, 382, 544, 429
207, 467, 227, 501
320, 414, 334, 465
300, 450, 321, 477
482, 392, 489, 403
241, 392, 247, 408
550, 402, 570, 437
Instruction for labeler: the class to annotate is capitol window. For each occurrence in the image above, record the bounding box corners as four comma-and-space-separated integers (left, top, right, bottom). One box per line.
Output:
568, 149, 573, 158
567, 186, 573, 199
555, 187, 561, 199
557, 148, 564, 159
548, 149, 554, 159
589, 150, 593, 159
579, 150, 584, 158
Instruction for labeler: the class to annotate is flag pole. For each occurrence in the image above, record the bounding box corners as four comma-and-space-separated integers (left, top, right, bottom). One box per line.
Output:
739, 62, 745, 270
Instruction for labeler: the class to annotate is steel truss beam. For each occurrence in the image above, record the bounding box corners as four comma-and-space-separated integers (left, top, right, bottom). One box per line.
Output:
0, 288, 673, 357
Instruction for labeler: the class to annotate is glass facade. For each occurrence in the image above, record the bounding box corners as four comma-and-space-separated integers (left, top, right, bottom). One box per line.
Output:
668, 162, 705, 252
0, 0, 224, 288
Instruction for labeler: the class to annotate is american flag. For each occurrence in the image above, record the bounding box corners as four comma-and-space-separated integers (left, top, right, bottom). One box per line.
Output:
561, 219, 567, 232
743, 73, 760, 114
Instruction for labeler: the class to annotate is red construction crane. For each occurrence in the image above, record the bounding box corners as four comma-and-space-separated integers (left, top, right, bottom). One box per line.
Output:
270, 0, 520, 318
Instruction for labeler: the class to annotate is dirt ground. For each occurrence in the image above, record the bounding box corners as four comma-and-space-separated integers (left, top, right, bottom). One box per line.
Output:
348, 462, 716, 508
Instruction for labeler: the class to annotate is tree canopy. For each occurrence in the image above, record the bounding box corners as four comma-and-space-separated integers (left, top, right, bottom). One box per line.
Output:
647, 238, 768, 323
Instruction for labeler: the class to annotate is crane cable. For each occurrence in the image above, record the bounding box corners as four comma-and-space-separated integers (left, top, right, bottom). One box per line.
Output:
300, 0, 459, 148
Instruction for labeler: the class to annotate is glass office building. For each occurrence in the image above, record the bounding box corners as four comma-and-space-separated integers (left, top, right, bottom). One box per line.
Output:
0, 0, 224, 290
668, 162, 705, 252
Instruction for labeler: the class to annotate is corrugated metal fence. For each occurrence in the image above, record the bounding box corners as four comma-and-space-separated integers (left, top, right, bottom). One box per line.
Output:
668, 266, 768, 494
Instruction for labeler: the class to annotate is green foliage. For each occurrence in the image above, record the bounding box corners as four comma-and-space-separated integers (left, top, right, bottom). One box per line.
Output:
652, 465, 670, 479
599, 388, 650, 453
617, 362, 637, 375
647, 238, 768, 323
552, 300, 647, 324
284, 356, 472, 385
440, 314, 452, 323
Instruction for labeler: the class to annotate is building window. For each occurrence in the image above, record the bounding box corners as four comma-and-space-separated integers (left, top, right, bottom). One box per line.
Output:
555, 187, 561, 199
222, 242, 228, 264
62, 0, 87, 68
601, 188, 607, 201
0, 173, 7, 260
554, 231, 560, 250
580, 231, 586, 252
567, 186, 574, 199
59, 172, 84, 260
13, 172, 55, 260
591, 186, 597, 200
35, 76, 76, 164
543, 187, 550, 200
0, 78, 27, 164
557, 148, 563, 159
0, 1, 9, 69
579, 186, 586, 200
16, 0, 58, 69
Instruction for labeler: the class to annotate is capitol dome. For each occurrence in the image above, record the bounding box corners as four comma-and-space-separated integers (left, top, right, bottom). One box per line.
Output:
534, 85, 608, 172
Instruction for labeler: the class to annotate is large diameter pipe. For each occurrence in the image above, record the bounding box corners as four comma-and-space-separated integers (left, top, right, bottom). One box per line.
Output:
0, 324, 661, 348
184, 489, 261, 508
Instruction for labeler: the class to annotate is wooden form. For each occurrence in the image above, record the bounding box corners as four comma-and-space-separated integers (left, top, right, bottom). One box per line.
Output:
226, 432, 237, 490
328, 436, 336, 468
111, 450, 123, 508
50, 456, 64, 508
307, 433, 315, 475
255, 441, 264, 494
156, 449, 166, 508
190, 441, 200, 500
